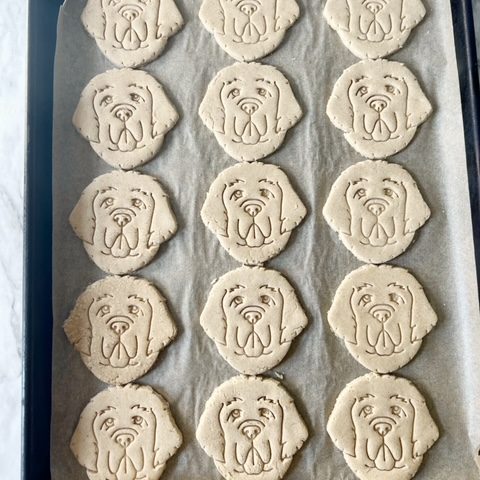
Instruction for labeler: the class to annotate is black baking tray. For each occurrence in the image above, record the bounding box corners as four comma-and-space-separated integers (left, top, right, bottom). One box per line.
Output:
22, 0, 480, 479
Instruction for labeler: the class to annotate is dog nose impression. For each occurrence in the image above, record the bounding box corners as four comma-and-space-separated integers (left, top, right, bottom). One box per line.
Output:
367, 202, 385, 216
241, 102, 259, 115
365, 1, 384, 14
120, 6, 141, 22
113, 212, 132, 226
115, 107, 133, 122
369, 98, 388, 113
110, 320, 130, 335
243, 310, 262, 324
243, 203, 262, 217
115, 432, 135, 448
373, 422, 392, 437
242, 424, 261, 440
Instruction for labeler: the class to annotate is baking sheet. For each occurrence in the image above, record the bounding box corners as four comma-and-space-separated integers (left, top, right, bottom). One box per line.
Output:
51, 0, 480, 478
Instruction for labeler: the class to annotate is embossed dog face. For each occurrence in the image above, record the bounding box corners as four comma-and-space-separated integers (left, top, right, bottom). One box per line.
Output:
201, 266, 308, 374
202, 163, 306, 264
64, 276, 176, 384
323, 160, 430, 263
199, 63, 302, 161
74, 69, 178, 170
197, 375, 308, 480
199, 0, 300, 61
327, 60, 432, 158
328, 373, 439, 480
324, 0, 426, 59
70, 171, 177, 274
329, 265, 437, 373
81, 0, 184, 68
71, 384, 182, 480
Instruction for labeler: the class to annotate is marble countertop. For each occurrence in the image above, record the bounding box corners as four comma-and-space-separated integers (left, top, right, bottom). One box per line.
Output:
0, 1, 478, 479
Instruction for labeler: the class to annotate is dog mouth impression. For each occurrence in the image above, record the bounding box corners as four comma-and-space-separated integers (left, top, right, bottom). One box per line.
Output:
113, 3, 149, 50
358, 2, 394, 43
108, 103, 145, 152
102, 207, 140, 258
234, 304, 272, 357
235, 198, 273, 247
108, 427, 144, 480
359, 197, 396, 247
233, 0, 268, 44
366, 416, 404, 471
232, 97, 269, 146
101, 315, 138, 368
362, 95, 399, 142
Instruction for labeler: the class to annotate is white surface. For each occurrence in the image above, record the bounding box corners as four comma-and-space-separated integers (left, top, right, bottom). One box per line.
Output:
0, 1, 26, 480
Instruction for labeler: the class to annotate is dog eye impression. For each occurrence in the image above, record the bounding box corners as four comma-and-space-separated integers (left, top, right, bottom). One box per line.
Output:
200, 266, 308, 374
73, 69, 179, 170
327, 60, 432, 159
323, 160, 430, 264
199, 0, 300, 61
197, 375, 308, 480
324, 0, 426, 59
71, 384, 182, 480
81, 0, 184, 68
201, 162, 307, 265
328, 373, 439, 480
70, 170, 177, 275
199, 62, 302, 162
64, 275, 177, 385
328, 264, 437, 373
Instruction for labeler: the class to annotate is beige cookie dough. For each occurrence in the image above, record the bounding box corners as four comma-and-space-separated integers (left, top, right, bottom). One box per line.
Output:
327, 60, 432, 159
81, 0, 183, 68
73, 69, 178, 170
64, 276, 177, 385
201, 162, 306, 265
329, 265, 437, 373
328, 373, 439, 480
71, 384, 182, 480
323, 160, 430, 264
324, 0, 426, 59
199, 62, 302, 162
199, 0, 300, 61
197, 375, 308, 480
70, 170, 177, 274
201, 266, 308, 374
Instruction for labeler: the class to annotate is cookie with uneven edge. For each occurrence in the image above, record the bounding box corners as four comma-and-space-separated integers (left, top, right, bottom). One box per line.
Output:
71, 384, 182, 480
197, 375, 308, 480
73, 69, 178, 170
81, 0, 184, 68
199, 0, 300, 61
324, 0, 426, 59
201, 162, 306, 265
199, 62, 302, 162
64, 276, 177, 385
201, 266, 308, 374
70, 170, 177, 275
323, 160, 430, 264
328, 373, 439, 480
327, 60, 432, 159
329, 265, 437, 373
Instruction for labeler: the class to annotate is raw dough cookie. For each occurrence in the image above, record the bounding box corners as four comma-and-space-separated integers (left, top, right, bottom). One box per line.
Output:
199, 62, 302, 162
197, 375, 308, 480
327, 373, 439, 480
64, 276, 177, 385
81, 0, 183, 68
201, 162, 306, 265
70, 170, 177, 274
329, 264, 437, 373
73, 69, 178, 170
327, 60, 432, 159
199, 0, 300, 61
324, 0, 426, 59
71, 384, 182, 480
201, 266, 308, 374
323, 160, 430, 264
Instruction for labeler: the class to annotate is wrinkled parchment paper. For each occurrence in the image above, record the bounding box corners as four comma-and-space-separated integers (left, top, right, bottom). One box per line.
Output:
51, 0, 480, 478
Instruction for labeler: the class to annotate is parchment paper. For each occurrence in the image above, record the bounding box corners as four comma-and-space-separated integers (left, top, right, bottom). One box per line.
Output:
51, 0, 480, 478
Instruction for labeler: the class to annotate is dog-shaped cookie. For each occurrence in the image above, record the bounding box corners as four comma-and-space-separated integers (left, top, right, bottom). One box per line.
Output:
201, 266, 308, 374
81, 0, 183, 67
70, 171, 177, 274
199, 0, 300, 61
328, 373, 439, 480
199, 62, 302, 161
71, 384, 182, 480
323, 160, 430, 263
64, 276, 177, 384
74, 69, 178, 170
329, 265, 437, 373
197, 375, 308, 480
327, 60, 432, 158
202, 162, 306, 264
324, 0, 426, 59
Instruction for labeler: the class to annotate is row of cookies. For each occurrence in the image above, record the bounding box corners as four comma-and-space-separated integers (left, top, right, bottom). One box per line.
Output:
196, 2, 312, 479
323, 2, 439, 480
65, 1, 187, 478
